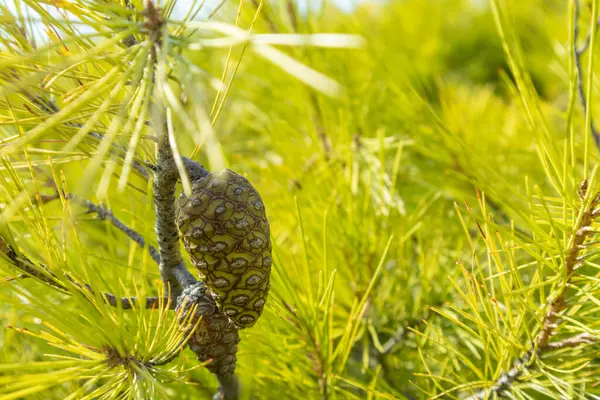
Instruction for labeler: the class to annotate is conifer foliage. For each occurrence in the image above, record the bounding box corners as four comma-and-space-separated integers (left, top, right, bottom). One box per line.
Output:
0, 0, 600, 399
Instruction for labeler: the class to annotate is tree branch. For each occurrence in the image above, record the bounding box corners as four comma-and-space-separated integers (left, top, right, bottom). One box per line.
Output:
465, 183, 600, 399
464, 4, 600, 393
77, 279, 176, 310
2, 185, 169, 308
153, 129, 197, 294
574, 0, 600, 151
100, 292, 175, 309
144, 0, 197, 297
142, 3, 240, 398
0, 235, 66, 291
122, 0, 140, 47
536, 193, 599, 349
0, 234, 172, 309
10, 3, 240, 399
67, 193, 161, 265
37, 186, 161, 266
465, 331, 600, 400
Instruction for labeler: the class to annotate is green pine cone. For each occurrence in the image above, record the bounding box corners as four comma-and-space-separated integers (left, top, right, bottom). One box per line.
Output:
176, 169, 272, 329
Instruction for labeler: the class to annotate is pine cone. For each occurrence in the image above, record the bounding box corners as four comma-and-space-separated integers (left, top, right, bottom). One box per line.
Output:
176, 283, 240, 377
176, 169, 272, 329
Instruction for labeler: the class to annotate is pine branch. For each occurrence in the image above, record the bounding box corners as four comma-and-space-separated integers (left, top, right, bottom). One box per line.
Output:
2, 186, 169, 308
153, 129, 198, 294
143, 3, 240, 399
76, 279, 176, 310
468, 349, 535, 400
8, 4, 239, 398
36, 185, 161, 266
103, 342, 184, 371
465, 183, 600, 399
574, 0, 600, 151
0, 235, 66, 291
0, 234, 172, 309
150, 101, 197, 291
463, 5, 600, 395
100, 292, 175, 310
144, 0, 197, 297
66, 193, 161, 265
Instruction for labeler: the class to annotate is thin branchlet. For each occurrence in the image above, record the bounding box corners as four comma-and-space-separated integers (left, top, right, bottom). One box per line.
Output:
0, 235, 67, 291
0, 234, 169, 309
73, 278, 177, 310
122, 0, 140, 47
145, 342, 185, 366
101, 292, 176, 309
36, 187, 161, 266
543, 332, 597, 350
574, 0, 600, 151
467, 350, 535, 400
1, 186, 166, 308
465, 184, 600, 399
103, 343, 184, 370
67, 193, 161, 265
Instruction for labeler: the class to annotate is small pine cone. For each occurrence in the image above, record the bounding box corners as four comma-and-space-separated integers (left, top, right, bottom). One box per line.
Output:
176, 283, 240, 376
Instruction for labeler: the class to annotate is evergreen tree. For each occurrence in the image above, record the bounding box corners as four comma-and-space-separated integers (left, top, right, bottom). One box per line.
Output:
0, 0, 598, 399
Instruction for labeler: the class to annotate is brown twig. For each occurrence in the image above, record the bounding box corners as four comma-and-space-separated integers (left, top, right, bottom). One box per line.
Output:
537, 193, 598, 348
543, 332, 597, 350
35, 181, 161, 266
